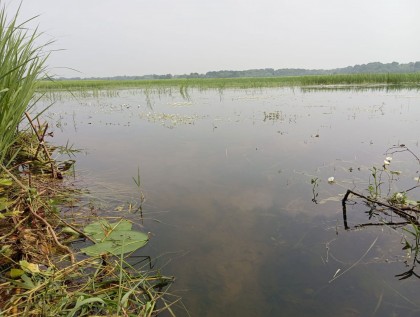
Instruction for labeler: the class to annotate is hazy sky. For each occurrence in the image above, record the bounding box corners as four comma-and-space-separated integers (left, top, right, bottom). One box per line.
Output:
3, 0, 420, 78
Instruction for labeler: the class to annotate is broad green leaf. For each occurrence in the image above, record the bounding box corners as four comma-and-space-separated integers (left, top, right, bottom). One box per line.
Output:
84, 219, 132, 241
81, 231, 148, 256
82, 219, 148, 256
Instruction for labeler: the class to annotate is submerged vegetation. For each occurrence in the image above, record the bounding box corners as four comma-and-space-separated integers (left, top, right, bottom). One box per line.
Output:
0, 5, 176, 316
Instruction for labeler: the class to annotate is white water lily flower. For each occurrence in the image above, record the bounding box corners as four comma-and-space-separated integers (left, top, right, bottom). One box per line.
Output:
414, 177, 420, 182
384, 160, 390, 165
385, 157, 392, 162
327, 177, 335, 183
396, 193, 404, 200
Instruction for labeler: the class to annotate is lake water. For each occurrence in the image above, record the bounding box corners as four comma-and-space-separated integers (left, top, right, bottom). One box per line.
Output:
41, 87, 420, 316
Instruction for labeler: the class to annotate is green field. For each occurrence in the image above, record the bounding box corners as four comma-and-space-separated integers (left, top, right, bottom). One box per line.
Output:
37, 72, 420, 92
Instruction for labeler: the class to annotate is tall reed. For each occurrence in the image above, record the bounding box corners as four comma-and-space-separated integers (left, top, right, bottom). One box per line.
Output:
0, 4, 48, 165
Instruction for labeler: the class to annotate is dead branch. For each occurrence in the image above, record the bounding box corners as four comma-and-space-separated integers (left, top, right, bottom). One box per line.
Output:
342, 189, 419, 224
25, 112, 58, 179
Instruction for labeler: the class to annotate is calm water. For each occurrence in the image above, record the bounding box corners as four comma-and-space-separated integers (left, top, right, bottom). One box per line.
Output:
42, 87, 420, 316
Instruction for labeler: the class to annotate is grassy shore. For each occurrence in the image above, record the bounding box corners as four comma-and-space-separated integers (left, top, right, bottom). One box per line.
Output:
0, 6, 177, 316
38, 73, 420, 92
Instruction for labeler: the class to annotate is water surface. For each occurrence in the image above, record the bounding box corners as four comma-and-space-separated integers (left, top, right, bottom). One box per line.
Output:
42, 87, 420, 316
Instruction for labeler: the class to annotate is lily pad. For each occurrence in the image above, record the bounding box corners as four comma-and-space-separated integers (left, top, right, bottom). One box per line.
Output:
81, 219, 148, 256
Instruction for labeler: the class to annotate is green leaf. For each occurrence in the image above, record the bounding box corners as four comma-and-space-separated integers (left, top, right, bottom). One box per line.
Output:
61, 226, 80, 236
0, 178, 12, 186
0, 197, 13, 211
402, 240, 412, 250
68, 296, 106, 317
10, 268, 24, 278
84, 219, 132, 241
82, 219, 148, 256
81, 231, 148, 256
20, 274, 35, 289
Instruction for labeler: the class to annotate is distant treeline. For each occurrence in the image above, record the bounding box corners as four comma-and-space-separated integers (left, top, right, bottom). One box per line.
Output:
60, 61, 420, 81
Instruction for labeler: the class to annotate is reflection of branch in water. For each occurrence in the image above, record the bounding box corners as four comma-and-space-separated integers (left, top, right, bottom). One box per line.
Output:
396, 264, 420, 280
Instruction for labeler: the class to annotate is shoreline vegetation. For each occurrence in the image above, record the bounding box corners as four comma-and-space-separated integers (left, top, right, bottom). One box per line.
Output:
0, 6, 177, 317
38, 73, 420, 92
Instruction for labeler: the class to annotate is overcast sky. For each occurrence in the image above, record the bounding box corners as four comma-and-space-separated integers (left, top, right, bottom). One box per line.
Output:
3, 0, 420, 78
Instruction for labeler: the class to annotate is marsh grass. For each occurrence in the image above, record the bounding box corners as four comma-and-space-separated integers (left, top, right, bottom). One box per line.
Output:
37, 73, 420, 94
0, 4, 49, 165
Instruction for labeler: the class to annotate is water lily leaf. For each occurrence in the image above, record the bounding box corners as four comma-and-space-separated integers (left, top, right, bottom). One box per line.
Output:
82, 219, 148, 256
81, 231, 148, 256
84, 219, 132, 240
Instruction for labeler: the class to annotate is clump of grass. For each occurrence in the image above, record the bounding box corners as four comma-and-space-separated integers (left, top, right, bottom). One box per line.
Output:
1, 240, 177, 316
0, 4, 49, 165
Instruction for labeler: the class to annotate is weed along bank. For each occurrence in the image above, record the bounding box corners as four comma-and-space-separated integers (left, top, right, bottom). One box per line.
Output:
0, 6, 176, 316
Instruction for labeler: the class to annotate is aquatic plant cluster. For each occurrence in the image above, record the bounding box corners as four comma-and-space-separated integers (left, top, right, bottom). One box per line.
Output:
340, 146, 420, 279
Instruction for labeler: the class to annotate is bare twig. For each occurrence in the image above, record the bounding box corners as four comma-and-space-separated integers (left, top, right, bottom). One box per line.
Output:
34, 123, 49, 160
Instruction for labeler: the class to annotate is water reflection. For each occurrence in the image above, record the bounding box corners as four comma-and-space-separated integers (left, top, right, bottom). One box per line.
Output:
40, 87, 420, 316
